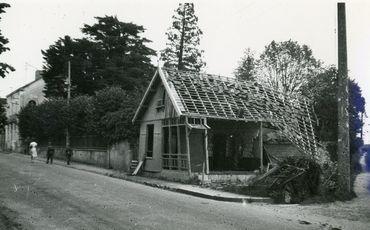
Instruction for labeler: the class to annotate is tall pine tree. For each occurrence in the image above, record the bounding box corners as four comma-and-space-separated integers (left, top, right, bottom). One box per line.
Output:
234, 48, 256, 81
161, 3, 205, 71
0, 3, 15, 78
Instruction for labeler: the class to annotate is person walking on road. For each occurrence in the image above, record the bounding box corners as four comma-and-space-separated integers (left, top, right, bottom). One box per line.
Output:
29, 141, 38, 162
65, 147, 73, 165
46, 142, 55, 164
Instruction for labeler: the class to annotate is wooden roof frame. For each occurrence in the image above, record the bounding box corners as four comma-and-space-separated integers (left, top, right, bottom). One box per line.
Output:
133, 67, 318, 157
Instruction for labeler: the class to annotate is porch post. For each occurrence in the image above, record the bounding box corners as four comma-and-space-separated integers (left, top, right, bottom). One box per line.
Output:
204, 118, 209, 174
168, 121, 172, 170
185, 117, 192, 175
259, 121, 264, 172
176, 123, 181, 171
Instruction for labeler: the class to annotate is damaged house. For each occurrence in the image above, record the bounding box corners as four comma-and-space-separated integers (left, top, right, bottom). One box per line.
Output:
132, 67, 317, 182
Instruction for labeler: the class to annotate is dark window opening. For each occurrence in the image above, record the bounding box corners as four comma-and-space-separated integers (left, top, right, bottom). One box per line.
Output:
163, 127, 169, 153
146, 124, 154, 158
171, 126, 178, 153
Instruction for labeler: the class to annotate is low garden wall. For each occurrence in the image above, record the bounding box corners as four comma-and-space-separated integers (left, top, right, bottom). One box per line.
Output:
38, 140, 134, 171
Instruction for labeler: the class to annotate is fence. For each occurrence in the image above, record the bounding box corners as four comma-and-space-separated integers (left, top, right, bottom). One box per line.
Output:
39, 135, 107, 149
162, 153, 188, 171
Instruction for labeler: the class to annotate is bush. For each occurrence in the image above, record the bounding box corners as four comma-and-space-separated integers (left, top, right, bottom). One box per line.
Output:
18, 99, 67, 141
18, 86, 142, 146
314, 146, 339, 200
68, 95, 95, 136
93, 87, 142, 143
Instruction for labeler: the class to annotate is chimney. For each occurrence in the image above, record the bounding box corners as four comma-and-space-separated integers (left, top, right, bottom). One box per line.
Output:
35, 70, 43, 80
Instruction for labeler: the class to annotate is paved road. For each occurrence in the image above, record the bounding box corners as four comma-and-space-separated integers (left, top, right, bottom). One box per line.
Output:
0, 153, 365, 230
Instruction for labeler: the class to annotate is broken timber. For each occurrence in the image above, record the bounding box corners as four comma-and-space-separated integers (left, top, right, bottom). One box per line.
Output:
164, 68, 318, 157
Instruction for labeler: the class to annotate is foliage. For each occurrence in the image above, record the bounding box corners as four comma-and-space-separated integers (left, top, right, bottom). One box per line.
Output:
315, 146, 338, 200
42, 16, 155, 98
93, 87, 142, 143
37, 99, 69, 140
349, 80, 365, 175
161, 3, 205, 71
251, 156, 321, 203
18, 103, 42, 142
302, 66, 365, 197
0, 3, 15, 78
234, 48, 256, 81
302, 67, 338, 143
257, 40, 321, 95
67, 95, 95, 137
81, 16, 156, 89
302, 66, 365, 160
18, 99, 68, 142
18, 86, 141, 145
349, 80, 365, 155
42, 36, 104, 97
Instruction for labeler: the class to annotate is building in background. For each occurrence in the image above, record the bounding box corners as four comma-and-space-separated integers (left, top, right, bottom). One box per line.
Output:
0, 98, 6, 151
5, 70, 46, 152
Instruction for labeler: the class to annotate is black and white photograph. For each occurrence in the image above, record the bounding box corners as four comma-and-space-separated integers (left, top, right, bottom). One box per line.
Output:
0, 0, 369, 229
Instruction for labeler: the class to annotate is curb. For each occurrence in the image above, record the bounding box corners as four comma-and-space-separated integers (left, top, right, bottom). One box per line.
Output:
11, 153, 273, 204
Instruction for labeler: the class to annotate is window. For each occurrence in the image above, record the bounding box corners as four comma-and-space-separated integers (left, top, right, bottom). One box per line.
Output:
146, 124, 154, 158
156, 89, 166, 110
162, 126, 178, 154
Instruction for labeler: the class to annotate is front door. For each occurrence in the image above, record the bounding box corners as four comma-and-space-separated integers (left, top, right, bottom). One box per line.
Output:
211, 133, 227, 171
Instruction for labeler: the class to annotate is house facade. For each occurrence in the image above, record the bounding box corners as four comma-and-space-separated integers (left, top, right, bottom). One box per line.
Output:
5, 70, 46, 152
133, 67, 317, 182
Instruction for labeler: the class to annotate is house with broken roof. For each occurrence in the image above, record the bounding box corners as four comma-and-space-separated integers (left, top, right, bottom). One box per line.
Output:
132, 67, 317, 182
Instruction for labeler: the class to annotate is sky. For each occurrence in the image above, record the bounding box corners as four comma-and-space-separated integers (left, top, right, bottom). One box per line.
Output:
0, 0, 369, 142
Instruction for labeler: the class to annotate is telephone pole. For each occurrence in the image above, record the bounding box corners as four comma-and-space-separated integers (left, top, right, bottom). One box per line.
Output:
66, 60, 71, 148
337, 2, 351, 197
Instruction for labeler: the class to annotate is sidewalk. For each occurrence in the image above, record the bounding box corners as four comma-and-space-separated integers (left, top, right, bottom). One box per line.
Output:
12, 152, 272, 204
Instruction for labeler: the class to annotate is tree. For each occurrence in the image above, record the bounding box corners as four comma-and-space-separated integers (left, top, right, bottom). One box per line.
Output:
81, 16, 156, 89
0, 3, 15, 78
349, 80, 365, 174
302, 66, 365, 197
42, 16, 155, 98
161, 3, 205, 71
302, 67, 338, 144
302, 66, 365, 158
234, 48, 257, 81
42, 36, 104, 97
257, 40, 321, 95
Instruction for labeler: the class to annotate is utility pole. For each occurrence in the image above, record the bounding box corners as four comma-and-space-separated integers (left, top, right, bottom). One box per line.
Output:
337, 2, 351, 197
66, 60, 71, 148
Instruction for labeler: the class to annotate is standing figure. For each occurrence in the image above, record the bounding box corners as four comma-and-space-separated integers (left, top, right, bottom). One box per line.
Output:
46, 142, 55, 164
65, 147, 73, 165
29, 141, 38, 162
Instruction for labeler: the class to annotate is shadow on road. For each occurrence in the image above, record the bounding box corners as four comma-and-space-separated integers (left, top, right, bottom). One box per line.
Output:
0, 202, 23, 230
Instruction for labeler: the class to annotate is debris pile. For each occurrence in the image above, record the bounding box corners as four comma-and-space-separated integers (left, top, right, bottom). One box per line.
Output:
251, 156, 320, 203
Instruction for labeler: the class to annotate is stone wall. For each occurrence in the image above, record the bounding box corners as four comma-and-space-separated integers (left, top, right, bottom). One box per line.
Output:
108, 140, 133, 171
38, 140, 134, 171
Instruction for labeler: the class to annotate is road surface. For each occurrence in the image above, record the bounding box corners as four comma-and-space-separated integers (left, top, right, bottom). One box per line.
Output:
0, 153, 368, 230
